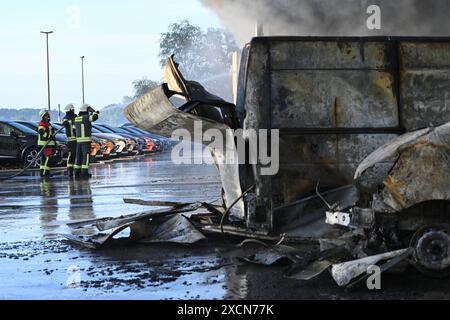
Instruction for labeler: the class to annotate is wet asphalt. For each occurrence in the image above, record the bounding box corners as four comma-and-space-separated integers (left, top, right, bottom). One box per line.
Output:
0, 153, 449, 300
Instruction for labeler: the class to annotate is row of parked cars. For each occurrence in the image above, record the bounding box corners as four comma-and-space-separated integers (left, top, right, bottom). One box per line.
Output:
0, 120, 173, 168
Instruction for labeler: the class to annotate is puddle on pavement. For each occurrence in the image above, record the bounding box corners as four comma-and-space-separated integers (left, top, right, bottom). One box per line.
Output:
0, 154, 239, 299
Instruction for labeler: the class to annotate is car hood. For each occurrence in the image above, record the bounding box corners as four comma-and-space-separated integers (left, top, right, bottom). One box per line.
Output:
93, 133, 123, 142
354, 122, 450, 180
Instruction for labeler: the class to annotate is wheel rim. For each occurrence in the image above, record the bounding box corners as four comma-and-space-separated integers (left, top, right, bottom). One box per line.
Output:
411, 225, 450, 276
26, 149, 41, 168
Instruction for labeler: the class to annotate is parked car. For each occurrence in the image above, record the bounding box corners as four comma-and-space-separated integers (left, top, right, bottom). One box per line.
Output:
93, 124, 140, 156
96, 124, 152, 154
90, 138, 102, 160
120, 126, 160, 153
0, 120, 64, 168
53, 123, 119, 160
92, 136, 115, 160
16, 121, 70, 161
90, 127, 128, 158
121, 123, 172, 151
120, 126, 157, 153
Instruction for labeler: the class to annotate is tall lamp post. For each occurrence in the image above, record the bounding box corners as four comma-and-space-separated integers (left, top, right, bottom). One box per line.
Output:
40, 31, 53, 113
80, 56, 86, 104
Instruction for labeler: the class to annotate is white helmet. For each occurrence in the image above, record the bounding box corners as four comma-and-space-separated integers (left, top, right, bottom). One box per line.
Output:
79, 104, 91, 112
39, 109, 49, 119
65, 104, 75, 112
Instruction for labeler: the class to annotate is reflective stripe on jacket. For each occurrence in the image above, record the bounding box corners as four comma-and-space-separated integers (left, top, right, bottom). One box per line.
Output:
38, 122, 56, 147
63, 116, 77, 142
75, 112, 99, 143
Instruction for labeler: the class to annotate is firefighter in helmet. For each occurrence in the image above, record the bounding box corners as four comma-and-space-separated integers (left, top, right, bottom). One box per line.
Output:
62, 104, 77, 179
74, 104, 99, 179
37, 109, 56, 178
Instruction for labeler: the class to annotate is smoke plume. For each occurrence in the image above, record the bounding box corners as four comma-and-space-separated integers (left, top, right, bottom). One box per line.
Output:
201, 0, 450, 44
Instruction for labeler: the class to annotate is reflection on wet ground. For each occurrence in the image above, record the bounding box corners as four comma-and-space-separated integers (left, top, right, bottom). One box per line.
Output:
0, 153, 232, 299
0, 154, 221, 243
0, 153, 449, 300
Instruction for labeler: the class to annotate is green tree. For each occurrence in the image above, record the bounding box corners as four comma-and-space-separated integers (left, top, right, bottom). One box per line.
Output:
159, 20, 203, 79
132, 78, 159, 99
158, 20, 239, 100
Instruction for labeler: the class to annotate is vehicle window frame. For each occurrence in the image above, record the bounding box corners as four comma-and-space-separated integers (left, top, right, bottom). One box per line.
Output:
0, 123, 25, 137
0, 122, 9, 136
18, 122, 38, 131
7, 122, 37, 135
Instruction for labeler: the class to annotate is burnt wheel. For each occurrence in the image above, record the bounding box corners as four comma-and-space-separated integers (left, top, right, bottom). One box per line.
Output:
410, 224, 450, 278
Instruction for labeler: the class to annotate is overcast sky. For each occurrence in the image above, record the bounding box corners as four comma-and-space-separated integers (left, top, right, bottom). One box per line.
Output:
0, 0, 223, 109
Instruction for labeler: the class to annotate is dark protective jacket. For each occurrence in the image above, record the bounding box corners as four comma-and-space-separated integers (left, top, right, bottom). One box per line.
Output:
38, 121, 56, 147
63, 112, 77, 142
75, 112, 99, 143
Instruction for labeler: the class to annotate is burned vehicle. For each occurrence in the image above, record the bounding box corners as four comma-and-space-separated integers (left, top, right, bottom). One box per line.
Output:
64, 37, 449, 286
326, 122, 450, 277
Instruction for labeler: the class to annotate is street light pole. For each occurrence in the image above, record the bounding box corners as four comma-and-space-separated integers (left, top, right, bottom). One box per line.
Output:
81, 56, 85, 104
40, 31, 53, 113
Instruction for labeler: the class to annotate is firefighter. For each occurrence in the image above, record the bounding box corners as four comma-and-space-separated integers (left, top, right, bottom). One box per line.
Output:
62, 104, 77, 179
37, 109, 56, 179
74, 104, 99, 179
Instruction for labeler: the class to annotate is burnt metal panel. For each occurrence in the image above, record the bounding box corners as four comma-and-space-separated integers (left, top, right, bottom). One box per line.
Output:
125, 85, 246, 221
242, 37, 403, 233
375, 123, 449, 212
271, 70, 399, 129
242, 37, 273, 231
337, 134, 399, 165
274, 185, 359, 233
384, 143, 450, 209
273, 134, 397, 204
354, 122, 450, 212
125, 85, 226, 138
401, 42, 450, 69
270, 41, 395, 70
400, 42, 450, 131
278, 134, 397, 166
240, 37, 450, 234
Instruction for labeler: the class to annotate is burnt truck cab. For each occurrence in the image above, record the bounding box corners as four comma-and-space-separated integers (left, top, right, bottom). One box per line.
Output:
236, 36, 448, 233
236, 37, 403, 234
125, 37, 450, 273
236, 37, 450, 275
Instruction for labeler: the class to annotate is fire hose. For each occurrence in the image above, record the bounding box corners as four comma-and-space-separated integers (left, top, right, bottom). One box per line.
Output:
0, 126, 64, 181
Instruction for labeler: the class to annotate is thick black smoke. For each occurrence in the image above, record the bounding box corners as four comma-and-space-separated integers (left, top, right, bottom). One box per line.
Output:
201, 0, 450, 44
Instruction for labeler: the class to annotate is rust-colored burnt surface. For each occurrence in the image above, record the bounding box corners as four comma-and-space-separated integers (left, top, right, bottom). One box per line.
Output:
382, 126, 450, 211
269, 40, 399, 130
241, 38, 450, 226
244, 38, 402, 210
356, 122, 450, 212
